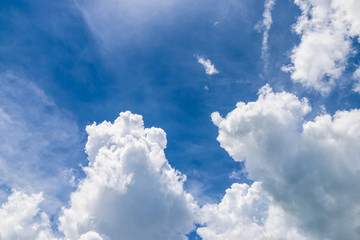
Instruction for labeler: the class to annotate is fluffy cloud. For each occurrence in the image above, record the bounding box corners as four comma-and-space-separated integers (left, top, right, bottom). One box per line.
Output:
211, 84, 360, 239
0, 191, 56, 240
197, 182, 308, 240
59, 111, 198, 240
2, 75, 359, 240
283, 0, 360, 94
197, 57, 219, 75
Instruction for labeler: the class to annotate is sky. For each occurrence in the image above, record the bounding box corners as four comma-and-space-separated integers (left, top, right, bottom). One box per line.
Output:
0, 0, 360, 239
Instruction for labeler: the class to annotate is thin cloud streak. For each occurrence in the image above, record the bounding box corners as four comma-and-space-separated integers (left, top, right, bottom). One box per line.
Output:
256, 0, 276, 72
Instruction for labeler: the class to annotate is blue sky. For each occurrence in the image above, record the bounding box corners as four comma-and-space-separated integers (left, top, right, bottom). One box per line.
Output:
1, 0, 360, 239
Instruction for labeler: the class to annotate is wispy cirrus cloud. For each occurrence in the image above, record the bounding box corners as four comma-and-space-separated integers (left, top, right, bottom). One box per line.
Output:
256, 0, 276, 72
74, 0, 178, 51
0, 71, 84, 214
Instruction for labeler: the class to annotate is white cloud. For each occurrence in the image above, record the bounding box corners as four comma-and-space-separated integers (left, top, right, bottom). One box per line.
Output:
256, 0, 276, 71
79, 231, 103, 240
0, 191, 56, 240
211, 84, 360, 239
353, 67, 360, 93
197, 57, 219, 75
59, 111, 198, 240
283, 0, 360, 94
197, 182, 308, 240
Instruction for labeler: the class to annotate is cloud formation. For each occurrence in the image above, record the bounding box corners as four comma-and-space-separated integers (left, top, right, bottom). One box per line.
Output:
197, 57, 219, 75
211, 84, 360, 239
1, 87, 359, 239
283, 0, 360, 94
0, 191, 56, 240
0, 111, 199, 240
197, 182, 307, 240
59, 111, 198, 240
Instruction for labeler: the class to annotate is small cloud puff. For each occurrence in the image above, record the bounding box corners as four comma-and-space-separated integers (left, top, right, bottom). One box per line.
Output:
197, 57, 219, 75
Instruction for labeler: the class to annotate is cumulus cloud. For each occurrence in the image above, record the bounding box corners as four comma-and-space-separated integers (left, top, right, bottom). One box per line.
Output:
0, 191, 56, 240
197, 182, 307, 240
283, 0, 360, 94
211, 84, 360, 239
197, 57, 219, 75
256, 0, 276, 71
59, 111, 198, 240
2, 76, 359, 240
0, 110, 198, 239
